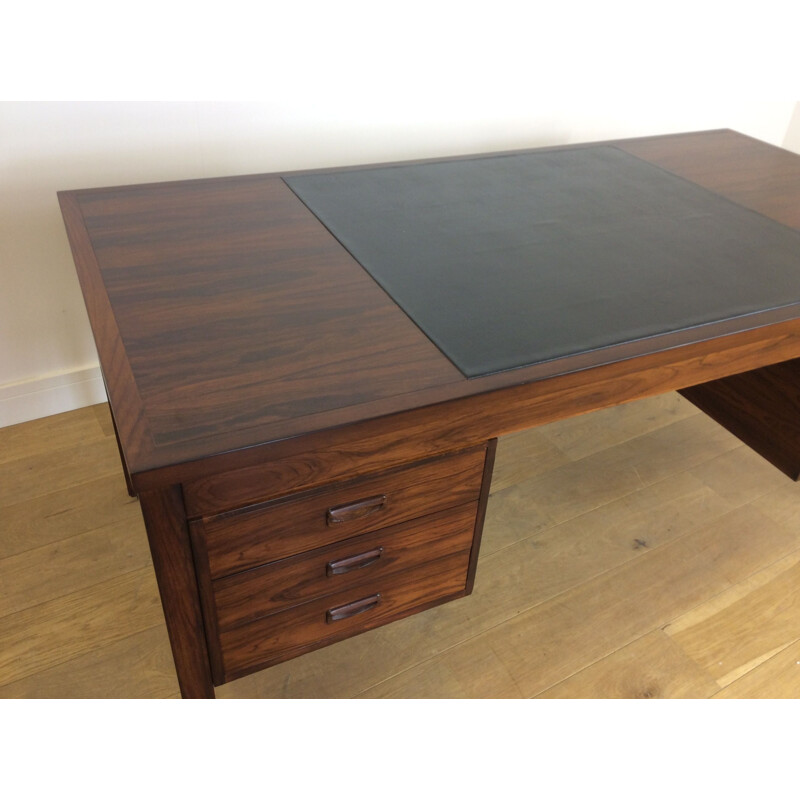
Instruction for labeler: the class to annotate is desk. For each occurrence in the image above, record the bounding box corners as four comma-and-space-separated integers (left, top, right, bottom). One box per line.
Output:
59, 130, 800, 698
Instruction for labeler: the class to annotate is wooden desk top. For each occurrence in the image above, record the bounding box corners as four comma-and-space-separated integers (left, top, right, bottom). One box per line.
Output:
59, 130, 800, 490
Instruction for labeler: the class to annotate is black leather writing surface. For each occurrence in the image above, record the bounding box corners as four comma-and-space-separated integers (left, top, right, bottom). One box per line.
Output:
285, 147, 800, 378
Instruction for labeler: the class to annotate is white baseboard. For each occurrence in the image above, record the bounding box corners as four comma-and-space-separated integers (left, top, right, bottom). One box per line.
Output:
0, 366, 108, 428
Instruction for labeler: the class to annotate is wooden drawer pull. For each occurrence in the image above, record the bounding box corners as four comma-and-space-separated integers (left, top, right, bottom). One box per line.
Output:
326, 594, 381, 624
326, 547, 384, 576
326, 494, 387, 526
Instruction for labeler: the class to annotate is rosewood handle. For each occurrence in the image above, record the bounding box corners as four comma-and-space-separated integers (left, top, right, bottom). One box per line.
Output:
326, 594, 381, 624
326, 494, 387, 526
326, 547, 384, 576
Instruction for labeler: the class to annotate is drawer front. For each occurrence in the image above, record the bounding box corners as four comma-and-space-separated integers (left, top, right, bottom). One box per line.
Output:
212, 502, 478, 630
218, 550, 471, 680
194, 446, 487, 579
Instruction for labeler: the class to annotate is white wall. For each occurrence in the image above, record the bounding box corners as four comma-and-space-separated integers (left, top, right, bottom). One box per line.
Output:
1, 100, 798, 427
783, 103, 800, 153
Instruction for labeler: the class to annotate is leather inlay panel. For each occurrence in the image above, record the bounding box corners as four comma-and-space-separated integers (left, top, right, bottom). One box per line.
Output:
285, 146, 800, 378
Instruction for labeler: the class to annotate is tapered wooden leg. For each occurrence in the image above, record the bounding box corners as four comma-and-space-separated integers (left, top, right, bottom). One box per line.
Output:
138, 485, 216, 699
465, 438, 497, 595
679, 357, 800, 481
107, 402, 136, 497
99, 370, 136, 497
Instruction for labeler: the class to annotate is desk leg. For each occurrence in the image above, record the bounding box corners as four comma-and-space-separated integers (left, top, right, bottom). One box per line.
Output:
466, 438, 497, 594
107, 401, 136, 498
139, 485, 216, 699
679, 357, 800, 481
99, 369, 136, 498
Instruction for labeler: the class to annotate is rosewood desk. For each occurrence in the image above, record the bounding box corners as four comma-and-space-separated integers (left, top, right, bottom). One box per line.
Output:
59, 130, 800, 698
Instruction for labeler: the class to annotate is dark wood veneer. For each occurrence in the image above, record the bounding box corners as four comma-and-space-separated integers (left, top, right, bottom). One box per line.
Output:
192, 445, 486, 577
137, 486, 215, 698
210, 503, 478, 631
679, 358, 800, 480
466, 438, 497, 595
218, 551, 472, 681
175, 317, 800, 513
60, 130, 800, 487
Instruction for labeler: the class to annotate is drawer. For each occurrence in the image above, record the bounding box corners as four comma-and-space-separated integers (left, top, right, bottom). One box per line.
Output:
212, 502, 478, 630
192, 446, 487, 579
217, 549, 471, 681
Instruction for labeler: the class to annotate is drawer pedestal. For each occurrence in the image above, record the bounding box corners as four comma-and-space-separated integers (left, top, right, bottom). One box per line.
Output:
176, 441, 496, 692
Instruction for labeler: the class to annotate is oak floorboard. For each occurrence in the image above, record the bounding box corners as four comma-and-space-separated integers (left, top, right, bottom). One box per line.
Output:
714, 639, 800, 699
0, 437, 122, 507
750, 481, 800, 530
0, 567, 163, 687
490, 428, 570, 495
0, 626, 178, 699
604, 412, 741, 486
355, 637, 524, 699
470, 474, 735, 636
482, 469, 732, 560
0, 474, 139, 559
535, 630, 719, 699
484, 506, 798, 697
536, 392, 700, 462
91, 402, 116, 438
688, 445, 791, 505
665, 551, 800, 687
0, 406, 108, 466
492, 413, 740, 531
0, 518, 151, 618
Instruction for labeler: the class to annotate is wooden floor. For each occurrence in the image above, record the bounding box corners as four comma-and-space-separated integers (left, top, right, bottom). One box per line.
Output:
2, 395, 800, 699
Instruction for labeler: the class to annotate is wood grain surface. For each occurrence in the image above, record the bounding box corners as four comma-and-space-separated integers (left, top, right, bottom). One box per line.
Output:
218, 550, 472, 681
192, 445, 486, 576
210, 503, 478, 631
680, 358, 800, 479
59, 130, 800, 490
137, 486, 215, 698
